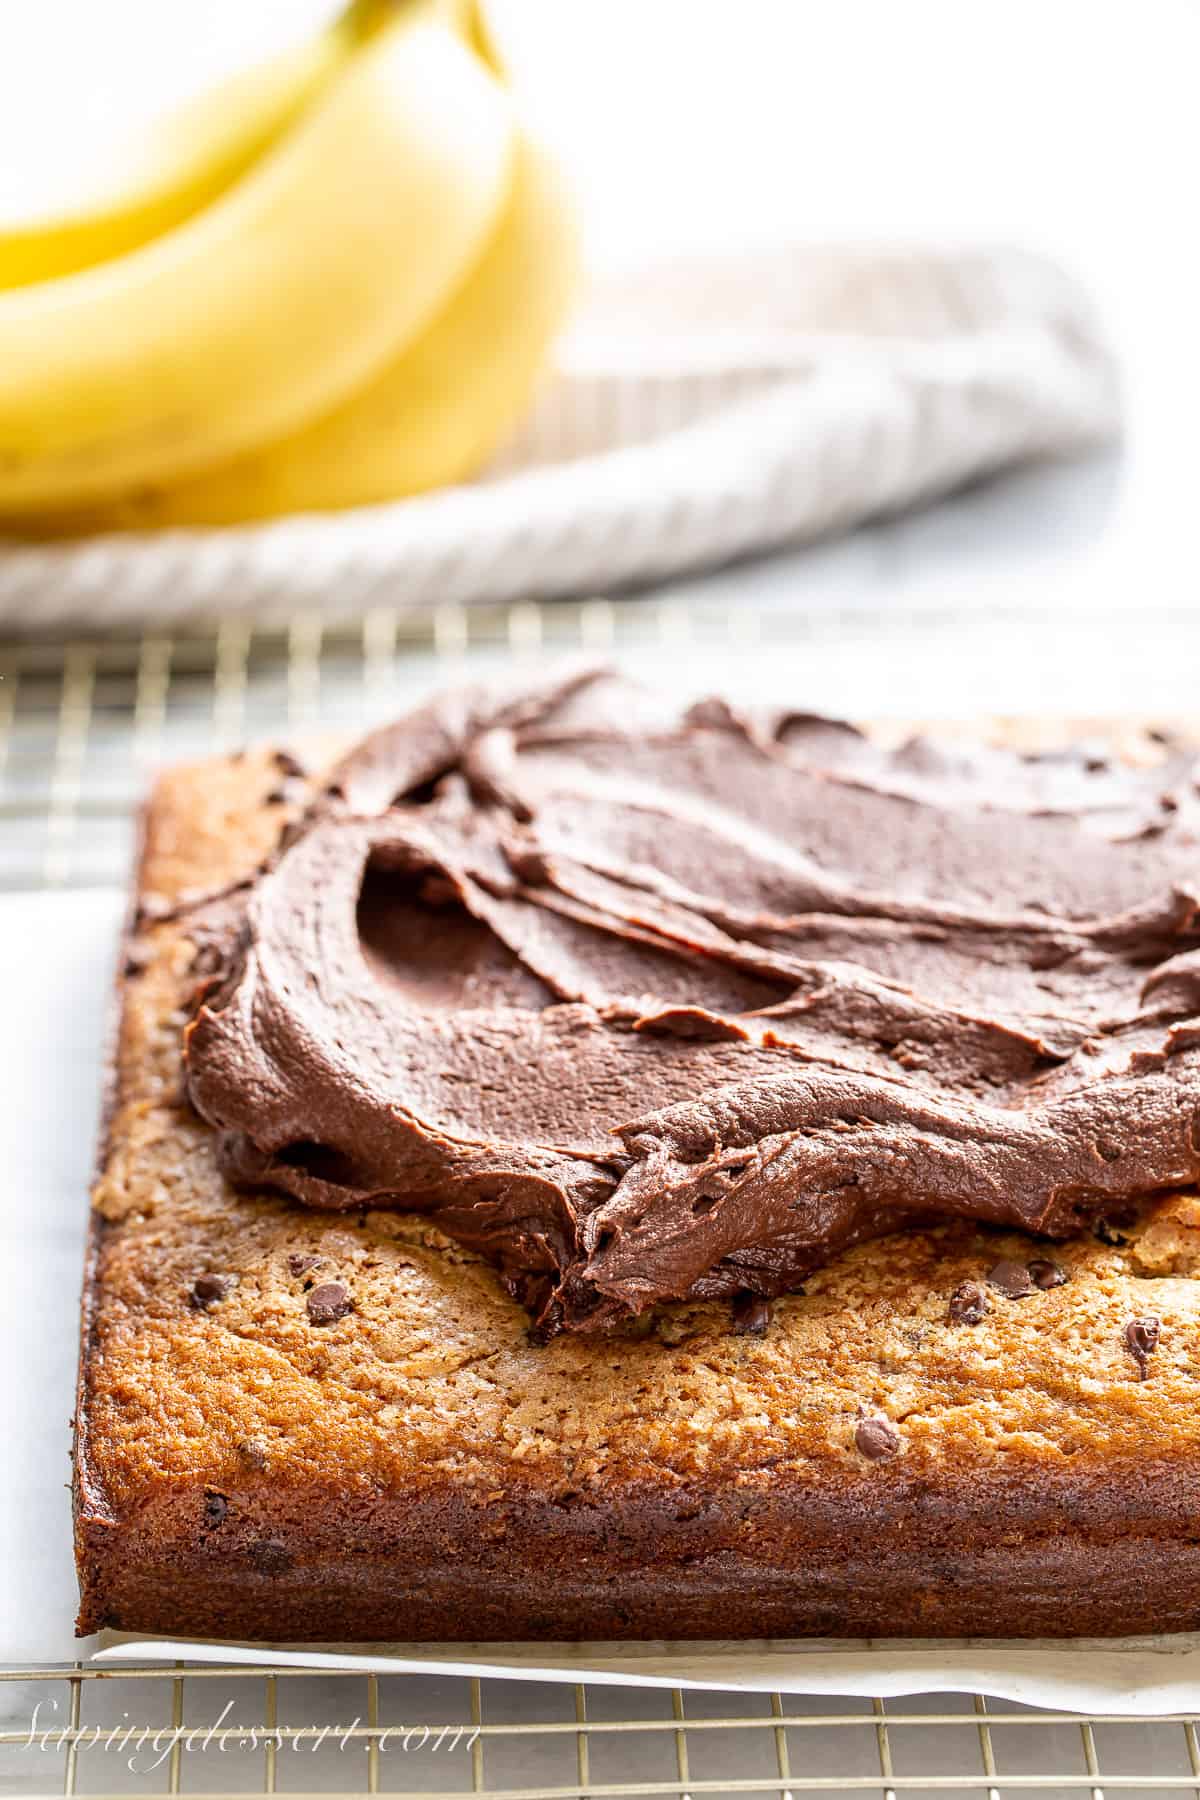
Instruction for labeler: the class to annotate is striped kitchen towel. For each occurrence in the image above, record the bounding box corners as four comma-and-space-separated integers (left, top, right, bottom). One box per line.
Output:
0, 242, 1118, 629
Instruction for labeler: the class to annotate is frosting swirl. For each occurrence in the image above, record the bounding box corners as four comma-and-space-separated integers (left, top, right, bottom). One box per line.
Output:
183, 671, 1200, 1335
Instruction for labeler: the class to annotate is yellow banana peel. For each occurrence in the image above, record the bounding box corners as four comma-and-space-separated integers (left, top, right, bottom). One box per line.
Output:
30, 130, 577, 530
0, 11, 359, 291
0, 17, 515, 513
0, 0, 485, 292
0, 0, 577, 533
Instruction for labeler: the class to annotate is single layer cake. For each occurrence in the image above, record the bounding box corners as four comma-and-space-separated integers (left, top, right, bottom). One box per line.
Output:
75, 673, 1200, 1639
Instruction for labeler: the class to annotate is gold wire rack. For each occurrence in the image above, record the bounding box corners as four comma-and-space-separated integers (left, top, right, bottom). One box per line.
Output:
11, 1656, 1200, 1800
7, 1659, 1200, 1798
5, 594, 1200, 1797
5, 592, 1200, 891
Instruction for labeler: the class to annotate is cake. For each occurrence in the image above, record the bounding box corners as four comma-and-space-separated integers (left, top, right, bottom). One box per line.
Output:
74, 671, 1200, 1639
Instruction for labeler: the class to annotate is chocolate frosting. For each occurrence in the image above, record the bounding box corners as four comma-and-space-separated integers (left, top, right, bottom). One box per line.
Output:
182, 670, 1200, 1335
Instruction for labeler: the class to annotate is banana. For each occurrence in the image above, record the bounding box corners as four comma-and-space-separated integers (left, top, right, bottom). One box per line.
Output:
30, 130, 577, 530
468, 0, 510, 80
0, 11, 355, 291
0, 0, 485, 292
0, 17, 514, 514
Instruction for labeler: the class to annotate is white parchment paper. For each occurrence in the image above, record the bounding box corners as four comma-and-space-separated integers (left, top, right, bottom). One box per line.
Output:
9, 887, 1200, 1713
91, 1633, 1200, 1716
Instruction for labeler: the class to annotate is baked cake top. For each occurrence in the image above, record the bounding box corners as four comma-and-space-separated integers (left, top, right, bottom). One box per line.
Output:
179, 669, 1200, 1336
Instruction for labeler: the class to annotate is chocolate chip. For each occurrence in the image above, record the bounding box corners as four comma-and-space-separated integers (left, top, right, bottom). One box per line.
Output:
855, 1416, 900, 1460
190, 1273, 235, 1309
236, 1439, 268, 1470
247, 1540, 292, 1575
1125, 1315, 1160, 1380
202, 1491, 228, 1529
948, 1280, 990, 1325
287, 1253, 323, 1278
306, 1282, 352, 1325
1028, 1258, 1068, 1290
987, 1259, 1034, 1299
272, 748, 307, 778
123, 942, 152, 978
731, 1293, 771, 1335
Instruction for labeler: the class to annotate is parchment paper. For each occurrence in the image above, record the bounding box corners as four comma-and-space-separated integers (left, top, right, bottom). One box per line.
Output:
92, 1632, 1200, 1716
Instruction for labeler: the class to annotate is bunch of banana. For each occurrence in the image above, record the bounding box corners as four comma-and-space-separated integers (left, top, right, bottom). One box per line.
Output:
0, 0, 578, 533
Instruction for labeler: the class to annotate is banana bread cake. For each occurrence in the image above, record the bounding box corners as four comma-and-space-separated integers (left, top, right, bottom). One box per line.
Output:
75, 672, 1200, 1639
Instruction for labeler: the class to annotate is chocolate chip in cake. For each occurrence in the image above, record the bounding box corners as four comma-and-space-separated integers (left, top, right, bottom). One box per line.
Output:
202, 1491, 228, 1529
987, 1259, 1034, 1299
123, 941, 152, 978
236, 1439, 268, 1470
854, 1417, 900, 1461
948, 1281, 990, 1325
1028, 1258, 1068, 1290
731, 1293, 772, 1336
287, 1253, 323, 1278
1125, 1315, 1160, 1380
247, 1540, 292, 1575
306, 1282, 352, 1325
190, 1273, 236, 1309
272, 748, 308, 778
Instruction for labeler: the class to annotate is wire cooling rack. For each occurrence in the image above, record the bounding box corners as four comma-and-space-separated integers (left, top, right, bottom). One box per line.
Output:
5, 591, 1200, 1797
5, 591, 1200, 890
10, 1659, 1200, 1799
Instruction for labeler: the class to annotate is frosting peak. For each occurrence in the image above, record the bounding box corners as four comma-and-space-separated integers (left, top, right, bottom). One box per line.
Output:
182, 671, 1200, 1335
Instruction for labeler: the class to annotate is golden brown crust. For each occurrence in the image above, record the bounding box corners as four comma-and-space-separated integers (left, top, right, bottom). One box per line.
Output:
74, 725, 1200, 1641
